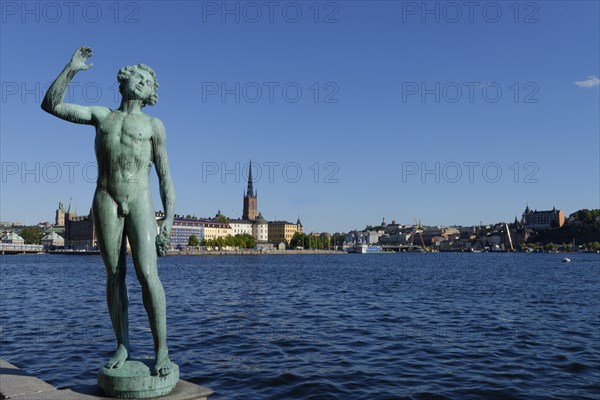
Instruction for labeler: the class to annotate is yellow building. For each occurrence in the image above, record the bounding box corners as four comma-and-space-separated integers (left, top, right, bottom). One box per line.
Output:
268, 220, 301, 245
201, 221, 232, 240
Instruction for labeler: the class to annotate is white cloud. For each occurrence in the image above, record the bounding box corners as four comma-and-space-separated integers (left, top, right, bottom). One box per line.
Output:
574, 75, 600, 88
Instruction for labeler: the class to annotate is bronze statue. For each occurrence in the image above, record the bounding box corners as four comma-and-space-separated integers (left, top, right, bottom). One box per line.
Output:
42, 46, 176, 378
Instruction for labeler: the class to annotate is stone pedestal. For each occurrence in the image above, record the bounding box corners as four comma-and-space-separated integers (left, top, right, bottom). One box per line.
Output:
98, 360, 179, 398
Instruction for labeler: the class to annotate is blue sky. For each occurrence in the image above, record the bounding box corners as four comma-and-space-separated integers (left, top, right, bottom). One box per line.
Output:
1, 1, 598, 233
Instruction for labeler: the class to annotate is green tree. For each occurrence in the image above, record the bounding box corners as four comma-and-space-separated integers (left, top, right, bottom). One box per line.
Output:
332, 233, 346, 249
290, 232, 309, 248
544, 242, 556, 251
576, 209, 600, 225
309, 235, 320, 249
188, 235, 200, 247
235, 233, 256, 249
578, 209, 592, 224
224, 235, 235, 247
19, 226, 44, 244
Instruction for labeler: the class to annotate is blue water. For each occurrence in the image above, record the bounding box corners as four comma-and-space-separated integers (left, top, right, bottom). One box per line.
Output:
1, 252, 599, 399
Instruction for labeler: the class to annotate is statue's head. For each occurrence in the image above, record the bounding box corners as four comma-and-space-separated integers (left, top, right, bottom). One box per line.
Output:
117, 64, 159, 107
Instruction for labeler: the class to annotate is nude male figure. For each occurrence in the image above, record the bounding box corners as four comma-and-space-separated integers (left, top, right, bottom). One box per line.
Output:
42, 46, 176, 376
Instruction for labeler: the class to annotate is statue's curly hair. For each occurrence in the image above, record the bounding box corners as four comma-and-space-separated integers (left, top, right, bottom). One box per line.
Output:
117, 64, 159, 107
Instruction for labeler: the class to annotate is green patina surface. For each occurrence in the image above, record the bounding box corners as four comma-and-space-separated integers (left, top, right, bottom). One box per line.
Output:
42, 47, 178, 397
98, 360, 179, 398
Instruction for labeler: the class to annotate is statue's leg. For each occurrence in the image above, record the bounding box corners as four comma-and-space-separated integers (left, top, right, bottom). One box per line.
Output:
126, 197, 171, 376
93, 189, 129, 368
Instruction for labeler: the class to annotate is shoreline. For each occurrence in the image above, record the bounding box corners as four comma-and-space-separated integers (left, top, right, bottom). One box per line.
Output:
165, 249, 345, 256
8, 249, 597, 257
164, 250, 599, 256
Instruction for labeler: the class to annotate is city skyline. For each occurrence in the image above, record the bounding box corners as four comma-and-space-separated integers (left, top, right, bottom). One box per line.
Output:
1, 1, 598, 232
5, 193, 591, 235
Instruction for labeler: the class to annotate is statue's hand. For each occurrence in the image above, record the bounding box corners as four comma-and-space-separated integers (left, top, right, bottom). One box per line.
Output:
69, 46, 94, 71
155, 233, 169, 257
160, 218, 173, 238
155, 218, 173, 257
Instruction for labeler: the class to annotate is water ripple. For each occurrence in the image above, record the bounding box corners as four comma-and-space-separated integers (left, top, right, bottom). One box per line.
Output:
1, 253, 599, 399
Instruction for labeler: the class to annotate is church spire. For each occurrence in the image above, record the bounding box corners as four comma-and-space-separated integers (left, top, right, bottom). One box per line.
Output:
246, 160, 255, 197
242, 159, 258, 220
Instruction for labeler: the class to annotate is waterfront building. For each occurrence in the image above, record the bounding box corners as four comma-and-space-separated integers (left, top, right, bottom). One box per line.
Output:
168, 215, 204, 249
372, 230, 384, 244
168, 214, 232, 249
296, 217, 304, 233
506, 217, 533, 247
228, 218, 253, 236
268, 220, 300, 245
384, 220, 403, 234
252, 213, 269, 242
421, 228, 444, 245
256, 242, 275, 252
46, 202, 67, 237
1, 232, 25, 245
41, 232, 64, 248
346, 229, 383, 245
200, 219, 232, 240
444, 227, 460, 237
64, 201, 96, 250
522, 205, 565, 230
379, 233, 412, 246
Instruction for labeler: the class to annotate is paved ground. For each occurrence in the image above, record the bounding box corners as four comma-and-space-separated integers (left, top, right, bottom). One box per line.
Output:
0, 359, 213, 400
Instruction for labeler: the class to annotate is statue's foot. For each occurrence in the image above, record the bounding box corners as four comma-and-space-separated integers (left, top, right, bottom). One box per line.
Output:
153, 349, 172, 376
105, 344, 128, 369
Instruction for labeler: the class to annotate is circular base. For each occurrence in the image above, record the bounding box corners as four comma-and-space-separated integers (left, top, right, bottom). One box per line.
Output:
97, 360, 179, 399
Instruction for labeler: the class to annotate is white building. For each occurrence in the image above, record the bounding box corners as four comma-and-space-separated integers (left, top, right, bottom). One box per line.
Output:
2, 232, 24, 245
252, 213, 269, 242
41, 232, 64, 248
229, 219, 253, 236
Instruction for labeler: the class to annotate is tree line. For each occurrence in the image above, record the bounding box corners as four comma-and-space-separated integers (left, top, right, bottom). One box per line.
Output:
289, 232, 332, 249
188, 233, 256, 250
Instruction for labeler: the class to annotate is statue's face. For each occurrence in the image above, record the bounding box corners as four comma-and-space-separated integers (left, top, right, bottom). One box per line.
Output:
123, 69, 155, 102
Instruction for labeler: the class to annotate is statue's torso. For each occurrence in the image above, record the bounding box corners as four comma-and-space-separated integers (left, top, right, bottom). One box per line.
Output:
95, 110, 154, 197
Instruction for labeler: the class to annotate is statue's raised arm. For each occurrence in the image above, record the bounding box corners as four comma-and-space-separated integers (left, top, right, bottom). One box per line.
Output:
41, 46, 110, 125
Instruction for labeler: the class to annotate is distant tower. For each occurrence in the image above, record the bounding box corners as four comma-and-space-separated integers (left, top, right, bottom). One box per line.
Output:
55, 201, 65, 226
65, 197, 75, 219
296, 216, 304, 233
243, 160, 258, 220
522, 204, 531, 225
